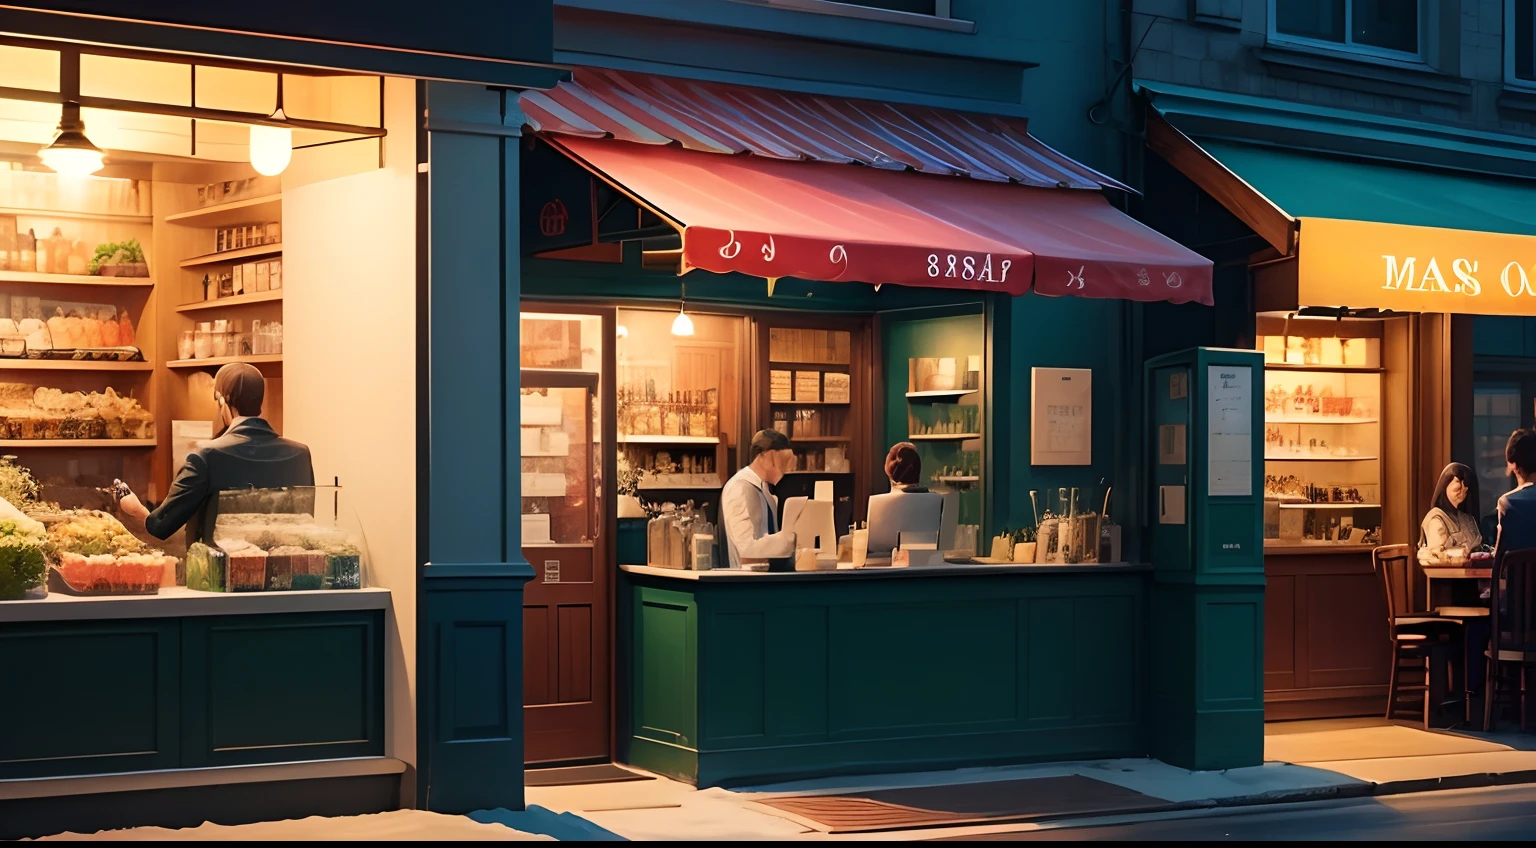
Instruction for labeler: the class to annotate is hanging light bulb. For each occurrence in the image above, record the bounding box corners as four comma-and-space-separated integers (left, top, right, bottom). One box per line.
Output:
671, 282, 694, 336
39, 103, 104, 178
671, 305, 694, 337
250, 74, 292, 176
616, 324, 630, 339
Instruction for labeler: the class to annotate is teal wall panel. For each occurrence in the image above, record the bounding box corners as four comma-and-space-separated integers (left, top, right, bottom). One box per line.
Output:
0, 611, 382, 781
629, 570, 1147, 788
0, 619, 180, 779
765, 606, 829, 742
705, 612, 767, 741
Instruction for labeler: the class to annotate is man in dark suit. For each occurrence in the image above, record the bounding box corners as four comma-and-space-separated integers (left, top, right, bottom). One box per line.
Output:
1494, 429, 1536, 567
118, 363, 314, 545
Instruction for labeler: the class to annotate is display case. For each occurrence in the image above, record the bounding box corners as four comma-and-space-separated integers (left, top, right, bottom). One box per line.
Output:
617, 308, 741, 522
187, 485, 371, 592
1259, 320, 1384, 550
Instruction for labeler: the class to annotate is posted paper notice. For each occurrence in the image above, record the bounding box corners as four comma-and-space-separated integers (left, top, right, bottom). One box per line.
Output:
1207, 365, 1252, 497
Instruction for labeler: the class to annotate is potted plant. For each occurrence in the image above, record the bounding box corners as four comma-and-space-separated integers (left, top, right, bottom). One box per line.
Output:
89, 239, 149, 277
616, 451, 647, 519
1011, 525, 1038, 564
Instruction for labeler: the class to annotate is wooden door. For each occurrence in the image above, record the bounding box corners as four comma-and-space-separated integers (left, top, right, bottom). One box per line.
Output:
520, 371, 609, 764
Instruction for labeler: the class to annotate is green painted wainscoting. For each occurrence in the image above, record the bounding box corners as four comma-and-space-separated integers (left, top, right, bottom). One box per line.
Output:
626, 569, 1149, 788
0, 609, 385, 781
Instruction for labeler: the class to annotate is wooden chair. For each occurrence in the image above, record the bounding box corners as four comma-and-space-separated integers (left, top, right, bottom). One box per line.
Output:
1374, 544, 1462, 727
1485, 548, 1536, 731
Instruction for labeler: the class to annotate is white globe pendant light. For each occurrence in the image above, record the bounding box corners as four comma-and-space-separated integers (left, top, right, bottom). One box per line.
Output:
250, 75, 292, 177
671, 282, 694, 336
39, 103, 104, 178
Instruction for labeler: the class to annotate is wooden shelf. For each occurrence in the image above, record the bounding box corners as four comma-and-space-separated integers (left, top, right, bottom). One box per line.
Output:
1277, 503, 1381, 510
909, 433, 981, 441
770, 400, 849, 406
176, 290, 283, 313
768, 360, 848, 368
1264, 455, 1379, 462
637, 483, 723, 491
0, 271, 154, 288
167, 354, 282, 369
783, 470, 852, 475
179, 243, 281, 268
906, 389, 978, 402
1264, 543, 1377, 555
0, 206, 151, 224
0, 439, 155, 448
936, 475, 981, 483
1265, 363, 1383, 373
617, 435, 718, 445
165, 195, 281, 228
0, 359, 152, 371
1267, 417, 1379, 425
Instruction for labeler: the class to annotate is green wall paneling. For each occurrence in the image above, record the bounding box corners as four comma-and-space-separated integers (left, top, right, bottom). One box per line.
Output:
629, 571, 1147, 788
0, 618, 181, 779
1148, 583, 1266, 770
180, 610, 385, 768
879, 307, 987, 530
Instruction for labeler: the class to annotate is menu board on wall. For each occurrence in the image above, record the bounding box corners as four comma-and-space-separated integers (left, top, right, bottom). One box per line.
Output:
794, 371, 821, 402
823, 372, 851, 403
1207, 364, 1253, 497
1030, 367, 1092, 466
770, 369, 793, 402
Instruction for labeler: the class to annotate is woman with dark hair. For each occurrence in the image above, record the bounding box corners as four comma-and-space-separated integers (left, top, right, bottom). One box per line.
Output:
1418, 462, 1484, 564
883, 442, 927, 493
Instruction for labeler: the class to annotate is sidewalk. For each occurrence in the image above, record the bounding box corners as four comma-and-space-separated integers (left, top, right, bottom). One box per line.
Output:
29, 719, 1536, 840
520, 718, 1536, 840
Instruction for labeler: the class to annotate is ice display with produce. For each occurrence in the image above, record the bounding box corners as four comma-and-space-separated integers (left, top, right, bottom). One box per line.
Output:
182, 486, 369, 592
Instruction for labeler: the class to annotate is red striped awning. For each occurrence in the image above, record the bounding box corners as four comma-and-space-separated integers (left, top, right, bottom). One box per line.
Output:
520, 68, 1212, 303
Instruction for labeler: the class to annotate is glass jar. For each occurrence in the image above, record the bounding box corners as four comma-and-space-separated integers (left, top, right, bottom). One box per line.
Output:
178, 330, 194, 360
193, 322, 212, 359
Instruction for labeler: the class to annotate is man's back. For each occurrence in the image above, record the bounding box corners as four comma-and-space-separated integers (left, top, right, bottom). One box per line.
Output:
1496, 484, 1536, 561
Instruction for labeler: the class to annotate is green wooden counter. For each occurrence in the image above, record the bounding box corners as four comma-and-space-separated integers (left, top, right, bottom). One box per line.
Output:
621, 562, 1150, 788
0, 587, 393, 839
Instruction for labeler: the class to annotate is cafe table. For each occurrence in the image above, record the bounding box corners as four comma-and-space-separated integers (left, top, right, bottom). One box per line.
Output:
1422, 563, 1492, 617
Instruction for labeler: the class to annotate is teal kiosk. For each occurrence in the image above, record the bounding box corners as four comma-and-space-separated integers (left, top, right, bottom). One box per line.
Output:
1145, 348, 1266, 769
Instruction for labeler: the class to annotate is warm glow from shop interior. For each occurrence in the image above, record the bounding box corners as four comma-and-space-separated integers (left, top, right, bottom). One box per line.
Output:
616, 324, 629, 338
249, 120, 293, 176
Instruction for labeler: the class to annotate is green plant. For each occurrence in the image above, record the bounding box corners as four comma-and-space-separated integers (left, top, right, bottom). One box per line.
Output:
0, 455, 42, 507
87, 238, 146, 274
0, 519, 47, 600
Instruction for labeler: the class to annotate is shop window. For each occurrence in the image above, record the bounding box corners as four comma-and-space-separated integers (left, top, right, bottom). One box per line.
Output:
842, 0, 941, 13
1270, 0, 1422, 60
1472, 381, 1526, 528
1510, 0, 1536, 86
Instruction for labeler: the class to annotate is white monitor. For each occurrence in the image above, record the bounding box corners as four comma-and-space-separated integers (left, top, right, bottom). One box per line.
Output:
782, 496, 838, 557
867, 491, 944, 557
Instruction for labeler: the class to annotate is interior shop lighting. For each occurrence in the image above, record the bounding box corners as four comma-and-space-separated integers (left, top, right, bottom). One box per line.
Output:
250, 74, 293, 177
38, 102, 104, 178
671, 282, 695, 337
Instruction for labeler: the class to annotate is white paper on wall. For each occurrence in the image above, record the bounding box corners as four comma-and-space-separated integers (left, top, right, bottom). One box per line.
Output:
1207, 365, 1253, 497
1031, 367, 1092, 466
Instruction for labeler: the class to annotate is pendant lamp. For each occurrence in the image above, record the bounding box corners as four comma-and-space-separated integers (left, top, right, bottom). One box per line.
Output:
39, 103, 104, 178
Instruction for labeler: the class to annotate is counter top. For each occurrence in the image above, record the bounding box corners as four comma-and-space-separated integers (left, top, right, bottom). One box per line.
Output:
620, 562, 1150, 582
0, 586, 392, 623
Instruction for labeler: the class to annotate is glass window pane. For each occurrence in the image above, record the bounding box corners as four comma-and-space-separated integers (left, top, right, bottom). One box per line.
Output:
1518, 0, 1536, 81
1473, 383, 1522, 521
1276, 0, 1346, 42
1351, 0, 1418, 54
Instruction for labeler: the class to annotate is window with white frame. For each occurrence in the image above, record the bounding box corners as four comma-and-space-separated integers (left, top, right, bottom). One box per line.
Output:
1269, 0, 1422, 60
1511, 0, 1536, 86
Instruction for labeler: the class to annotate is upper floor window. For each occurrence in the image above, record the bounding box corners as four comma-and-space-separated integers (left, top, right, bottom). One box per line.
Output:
1270, 0, 1422, 60
1511, 0, 1536, 87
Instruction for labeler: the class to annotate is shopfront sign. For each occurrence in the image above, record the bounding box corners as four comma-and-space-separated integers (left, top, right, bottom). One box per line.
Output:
1298, 217, 1536, 317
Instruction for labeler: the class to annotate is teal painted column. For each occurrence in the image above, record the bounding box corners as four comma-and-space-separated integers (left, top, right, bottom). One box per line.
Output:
418, 80, 536, 813
1143, 348, 1266, 771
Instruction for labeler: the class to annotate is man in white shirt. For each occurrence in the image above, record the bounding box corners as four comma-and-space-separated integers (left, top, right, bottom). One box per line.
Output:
721, 430, 798, 570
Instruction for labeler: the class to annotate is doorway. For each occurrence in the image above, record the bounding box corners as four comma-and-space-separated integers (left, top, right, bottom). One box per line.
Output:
519, 308, 614, 765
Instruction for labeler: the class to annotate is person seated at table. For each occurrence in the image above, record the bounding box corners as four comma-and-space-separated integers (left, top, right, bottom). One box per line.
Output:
1418, 462, 1484, 565
1473, 429, 1536, 694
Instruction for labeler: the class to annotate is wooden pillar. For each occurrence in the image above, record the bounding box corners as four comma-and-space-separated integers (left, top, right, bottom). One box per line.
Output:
416, 80, 535, 813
